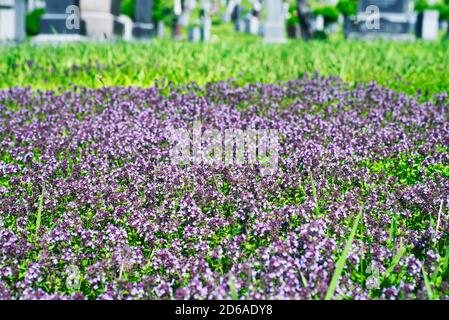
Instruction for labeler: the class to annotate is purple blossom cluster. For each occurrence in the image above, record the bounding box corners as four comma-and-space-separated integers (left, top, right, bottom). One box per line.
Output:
0, 75, 448, 300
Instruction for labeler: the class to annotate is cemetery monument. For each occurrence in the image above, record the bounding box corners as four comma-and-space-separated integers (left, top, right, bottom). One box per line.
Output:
0, 0, 26, 42
344, 0, 416, 40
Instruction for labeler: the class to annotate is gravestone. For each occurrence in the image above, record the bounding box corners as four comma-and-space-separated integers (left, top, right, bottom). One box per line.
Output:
34, 0, 87, 42
28, 0, 46, 11
133, 0, 154, 39
223, 0, 235, 22
244, 0, 261, 35
157, 20, 165, 38
118, 14, 133, 40
231, 0, 242, 31
188, 25, 201, 42
416, 10, 439, 40
244, 14, 259, 35
315, 14, 324, 31
80, 0, 124, 39
263, 0, 286, 43
0, 0, 26, 42
172, 0, 183, 39
200, 0, 211, 42
297, 0, 313, 40
180, 0, 196, 27
344, 0, 415, 40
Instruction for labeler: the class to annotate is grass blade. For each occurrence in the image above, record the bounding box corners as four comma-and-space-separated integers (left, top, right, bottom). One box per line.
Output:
389, 213, 397, 245
229, 274, 238, 300
325, 207, 363, 300
422, 267, 434, 300
435, 200, 444, 236
384, 240, 406, 279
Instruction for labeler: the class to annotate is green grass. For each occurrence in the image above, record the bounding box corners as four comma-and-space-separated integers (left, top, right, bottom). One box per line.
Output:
325, 207, 363, 300
1, 32, 448, 97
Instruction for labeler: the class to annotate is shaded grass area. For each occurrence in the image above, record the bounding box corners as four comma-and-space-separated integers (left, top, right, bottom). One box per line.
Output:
1, 38, 448, 98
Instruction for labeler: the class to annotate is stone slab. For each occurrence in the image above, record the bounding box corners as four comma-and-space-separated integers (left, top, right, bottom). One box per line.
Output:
79, 0, 120, 15
81, 12, 124, 38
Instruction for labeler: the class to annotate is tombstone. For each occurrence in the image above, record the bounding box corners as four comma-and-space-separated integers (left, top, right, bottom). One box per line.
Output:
344, 0, 415, 40
34, 0, 87, 43
80, 0, 124, 40
133, 0, 154, 39
28, 0, 46, 12
244, 14, 259, 35
231, 0, 242, 31
297, 0, 313, 40
118, 14, 133, 41
263, 0, 286, 43
222, 0, 233, 23
172, 0, 183, 39
180, 0, 195, 27
416, 10, 439, 40
200, 0, 212, 42
0, 0, 26, 42
243, 0, 260, 35
157, 20, 165, 38
188, 25, 201, 42
315, 14, 324, 32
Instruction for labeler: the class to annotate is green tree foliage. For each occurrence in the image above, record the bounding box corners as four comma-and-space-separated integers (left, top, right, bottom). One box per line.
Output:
121, 0, 136, 19
25, 8, 45, 36
313, 6, 340, 23
121, 0, 174, 24
336, 0, 358, 16
415, 0, 449, 21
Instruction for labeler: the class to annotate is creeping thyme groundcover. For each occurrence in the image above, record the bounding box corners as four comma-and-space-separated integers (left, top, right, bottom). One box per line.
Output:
1, 75, 449, 299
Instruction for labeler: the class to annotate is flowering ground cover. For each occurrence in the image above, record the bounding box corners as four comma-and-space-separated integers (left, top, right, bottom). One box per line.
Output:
1, 75, 448, 300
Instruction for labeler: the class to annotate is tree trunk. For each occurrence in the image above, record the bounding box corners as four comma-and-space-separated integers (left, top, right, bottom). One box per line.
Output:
296, 0, 313, 40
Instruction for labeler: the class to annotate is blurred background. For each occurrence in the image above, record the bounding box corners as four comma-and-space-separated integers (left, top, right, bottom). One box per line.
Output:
0, 0, 448, 43
0, 0, 448, 98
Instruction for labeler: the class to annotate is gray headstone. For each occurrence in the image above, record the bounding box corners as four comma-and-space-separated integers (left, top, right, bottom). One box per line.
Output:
232, 5, 241, 31
38, 0, 86, 35
244, 14, 259, 35
200, 0, 211, 42
133, 0, 154, 39
201, 16, 211, 42
416, 10, 439, 40
118, 14, 133, 40
188, 25, 201, 42
157, 20, 165, 38
0, 0, 26, 42
135, 0, 152, 23
358, 0, 406, 13
80, 0, 124, 39
263, 0, 286, 43
81, 0, 120, 15
344, 0, 415, 40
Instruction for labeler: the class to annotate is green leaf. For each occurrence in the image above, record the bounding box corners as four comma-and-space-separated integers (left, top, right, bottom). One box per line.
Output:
389, 213, 397, 245
384, 241, 405, 279
325, 207, 363, 300
422, 267, 434, 300
229, 274, 238, 300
